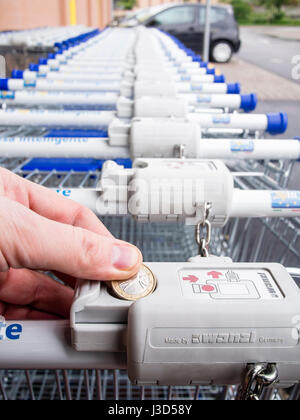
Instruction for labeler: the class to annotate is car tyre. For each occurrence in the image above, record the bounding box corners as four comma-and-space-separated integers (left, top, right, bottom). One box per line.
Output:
211, 41, 233, 63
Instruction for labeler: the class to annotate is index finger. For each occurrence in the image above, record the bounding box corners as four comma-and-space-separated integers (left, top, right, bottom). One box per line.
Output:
0, 167, 112, 237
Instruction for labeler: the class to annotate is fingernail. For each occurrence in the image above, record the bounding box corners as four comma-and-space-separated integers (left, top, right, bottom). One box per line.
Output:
112, 245, 139, 270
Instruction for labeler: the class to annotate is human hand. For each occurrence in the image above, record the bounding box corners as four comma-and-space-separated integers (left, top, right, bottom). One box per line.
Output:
0, 168, 142, 320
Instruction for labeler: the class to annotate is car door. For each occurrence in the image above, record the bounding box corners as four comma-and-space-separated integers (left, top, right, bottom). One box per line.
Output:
145, 5, 197, 49
193, 6, 234, 54
192, 5, 206, 53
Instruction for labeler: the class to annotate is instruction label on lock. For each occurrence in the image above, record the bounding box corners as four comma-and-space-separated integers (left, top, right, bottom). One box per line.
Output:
179, 268, 283, 300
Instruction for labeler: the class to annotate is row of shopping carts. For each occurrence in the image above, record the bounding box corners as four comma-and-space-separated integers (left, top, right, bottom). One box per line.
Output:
0, 25, 299, 400
0, 25, 100, 78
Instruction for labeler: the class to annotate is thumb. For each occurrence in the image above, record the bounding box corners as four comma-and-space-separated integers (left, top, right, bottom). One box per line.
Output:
0, 197, 142, 280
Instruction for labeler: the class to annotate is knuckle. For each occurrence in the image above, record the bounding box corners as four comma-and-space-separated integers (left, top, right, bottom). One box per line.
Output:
0, 251, 9, 272
72, 227, 103, 274
72, 203, 93, 224
0, 199, 37, 269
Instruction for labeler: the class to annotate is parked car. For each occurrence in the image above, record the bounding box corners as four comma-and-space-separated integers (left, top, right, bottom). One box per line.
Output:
118, 3, 241, 63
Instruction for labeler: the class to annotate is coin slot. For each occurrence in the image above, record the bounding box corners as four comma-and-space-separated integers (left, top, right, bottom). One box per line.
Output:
106, 283, 127, 301
134, 160, 148, 169
109, 264, 157, 301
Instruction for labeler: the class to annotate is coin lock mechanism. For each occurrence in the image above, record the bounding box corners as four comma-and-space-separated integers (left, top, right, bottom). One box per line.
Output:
71, 259, 300, 388
108, 264, 157, 301
98, 158, 233, 226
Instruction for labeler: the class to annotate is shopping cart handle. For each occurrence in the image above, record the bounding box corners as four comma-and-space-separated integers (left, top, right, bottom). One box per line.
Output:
54, 42, 63, 49
206, 68, 215, 75
227, 83, 240, 94
38, 58, 48, 65
267, 112, 288, 134
11, 69, 24, 79
214, 74, 225, 83
45, 129, 109, 138
240, 93, 257, 112
0, 78, 9, 90
29, 63, 39, 72
295, 137, 300, 159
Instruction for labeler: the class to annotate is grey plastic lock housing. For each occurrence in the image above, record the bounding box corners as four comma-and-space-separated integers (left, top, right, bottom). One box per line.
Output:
127, 262, 300, 387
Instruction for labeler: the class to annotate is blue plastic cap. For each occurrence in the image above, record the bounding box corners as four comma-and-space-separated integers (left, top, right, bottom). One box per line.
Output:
214, 74, 225, 83
240, 93, 257, 112
38, 58, 48, 65
186, 51, 196, 58
62, 42, 69, 50
0, 78, 9, 90
192, 54, 202, 62
29, 63, 39, 72
11, 69, 24, 79
206, 68, 215, 75
267, 112, 288, 135
227, 83, 241, 94
192, 56, 202, 63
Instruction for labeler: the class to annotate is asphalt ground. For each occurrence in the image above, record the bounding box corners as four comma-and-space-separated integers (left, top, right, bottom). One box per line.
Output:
239, 26, 300, 83
216, 26, 300, 191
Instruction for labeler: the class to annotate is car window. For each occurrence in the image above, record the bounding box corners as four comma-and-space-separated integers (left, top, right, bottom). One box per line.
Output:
151, 6, 195, 26
198, 7, 228, 25
138, 5, 170, 23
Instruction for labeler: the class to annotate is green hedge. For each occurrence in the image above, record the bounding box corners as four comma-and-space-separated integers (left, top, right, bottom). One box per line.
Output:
231, 0, 254, 21
231, 0, 300, 24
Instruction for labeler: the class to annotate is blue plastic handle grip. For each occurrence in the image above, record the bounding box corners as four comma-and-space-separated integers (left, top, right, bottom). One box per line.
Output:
38, 58, 48, 65
29, 63, 39, 72
45, 129, 109, 138
214, 74, 225, 83
267, 112, 288, 135
227, 83, 241, 94
11, 69, 24, 79
206, 68, 215, 75
0, 79, 9, 90
240, 94, 258, 112
22, 158, 132, 172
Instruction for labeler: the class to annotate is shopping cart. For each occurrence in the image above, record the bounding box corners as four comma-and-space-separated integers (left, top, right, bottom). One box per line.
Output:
0, 26, 299, 401
0, 26, 101, 77
0, 155, 299, 400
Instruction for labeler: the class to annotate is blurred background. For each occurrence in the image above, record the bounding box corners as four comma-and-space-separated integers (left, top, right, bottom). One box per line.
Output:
0, 0, 299, 31
0, 0, 299, 141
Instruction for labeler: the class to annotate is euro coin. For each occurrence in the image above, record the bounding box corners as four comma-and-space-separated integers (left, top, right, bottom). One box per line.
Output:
110, 264, 156, 301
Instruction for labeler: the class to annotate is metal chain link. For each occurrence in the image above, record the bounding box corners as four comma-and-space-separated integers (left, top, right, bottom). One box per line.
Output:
236, 363, 279, 400
195, 202, 212, 257
174, 144, 185, 159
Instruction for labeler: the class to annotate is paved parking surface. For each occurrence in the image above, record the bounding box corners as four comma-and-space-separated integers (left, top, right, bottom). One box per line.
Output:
217, 58, 300, 100
255, 100, 300, 189
216, 28, 300, 190
238, 26, 300, 82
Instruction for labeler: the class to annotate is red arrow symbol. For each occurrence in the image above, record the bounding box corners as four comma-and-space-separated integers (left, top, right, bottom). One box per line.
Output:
183, 275, 199, 283
207, 271, 223, 279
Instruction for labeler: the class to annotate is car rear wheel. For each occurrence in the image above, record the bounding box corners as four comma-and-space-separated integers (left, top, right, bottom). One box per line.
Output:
211, 41, 233, 63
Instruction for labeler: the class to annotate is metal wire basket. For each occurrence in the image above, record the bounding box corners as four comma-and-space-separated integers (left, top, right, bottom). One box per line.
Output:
1, 369, 231, 401
0, 157, 299, 400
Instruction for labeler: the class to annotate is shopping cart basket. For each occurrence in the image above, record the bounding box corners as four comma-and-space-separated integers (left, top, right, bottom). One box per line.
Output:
0, 157, 298, 400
